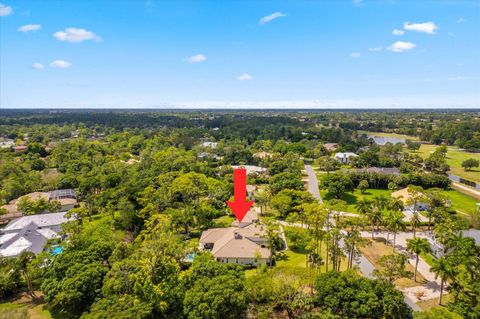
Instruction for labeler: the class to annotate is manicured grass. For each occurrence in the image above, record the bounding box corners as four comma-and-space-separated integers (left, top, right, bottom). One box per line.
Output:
321, 188, 393, 213
420, 252, 436, 268
410, 144, 480, 183
359, 239, 427, 289
443, 189, 478, 217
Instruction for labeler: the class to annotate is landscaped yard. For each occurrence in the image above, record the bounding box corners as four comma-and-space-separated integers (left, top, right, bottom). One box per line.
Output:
416, 294, 452, 311
0, 293, 51, 319
410, 144, 480, 183
359, 239, 427, 289
321, 188, 393, 213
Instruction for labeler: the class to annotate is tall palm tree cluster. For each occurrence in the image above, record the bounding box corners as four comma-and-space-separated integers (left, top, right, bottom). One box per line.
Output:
428, 218, 480, 318
355, 195, 407, 251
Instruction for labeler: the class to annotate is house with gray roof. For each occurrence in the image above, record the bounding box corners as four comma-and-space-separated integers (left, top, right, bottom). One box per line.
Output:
199, 208, 271, 266
0, 212, 69, 257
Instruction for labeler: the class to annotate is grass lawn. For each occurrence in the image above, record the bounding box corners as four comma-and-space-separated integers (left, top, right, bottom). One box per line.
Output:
279, 227, 348, 273
417, 294, 452, 311
0, 293, 51, 319
420, 252, 436, 268
410, 144, 480, 183
321, 188, 393, 213
442, 189, 479, 217
359, 239, 427, 289
359, 131, 419, 141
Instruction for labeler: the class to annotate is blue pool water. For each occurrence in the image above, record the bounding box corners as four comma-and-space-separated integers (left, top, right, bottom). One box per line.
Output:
185, 252, 197, 262
51, 246, 63, 256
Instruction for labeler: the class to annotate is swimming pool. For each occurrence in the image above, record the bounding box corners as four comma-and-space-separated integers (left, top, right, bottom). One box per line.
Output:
51, 246, 64, 256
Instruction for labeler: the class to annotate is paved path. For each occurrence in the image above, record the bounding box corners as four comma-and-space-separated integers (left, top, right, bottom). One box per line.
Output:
304, 165, 322, 203
452, 182, 480, 200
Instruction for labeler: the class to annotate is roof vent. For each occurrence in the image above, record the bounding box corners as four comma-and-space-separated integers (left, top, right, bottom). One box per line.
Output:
234, 232, 242, 239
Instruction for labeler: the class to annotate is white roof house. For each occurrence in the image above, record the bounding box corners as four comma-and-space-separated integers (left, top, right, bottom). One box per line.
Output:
231, 165, 267, 175
201, 142, 218, 149
334, 152, 358, 164
0, 212, 69, 257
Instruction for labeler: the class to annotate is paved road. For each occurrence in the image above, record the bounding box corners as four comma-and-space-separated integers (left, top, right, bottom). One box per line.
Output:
304, 165, 322, 203
303, 165, 376, 278
303, 164, 421, 312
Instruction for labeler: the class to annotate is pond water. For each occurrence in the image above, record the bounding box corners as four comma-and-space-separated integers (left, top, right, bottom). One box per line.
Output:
369, 135, 406, 145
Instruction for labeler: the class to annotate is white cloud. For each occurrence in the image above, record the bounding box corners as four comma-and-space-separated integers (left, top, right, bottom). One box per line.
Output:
50, 60, 71, 69
350, 52, 361, 58
352, 0, 363, 6
237, 73, 253, 81
31, 62, 44, 70
457, 17, 465, 23
53, 28, 101, 42
0, 3, 13, 16
387, 41, 416, 52
368, 47, 382, 52
186, 54, 207, 63
392, 29, 405, 36
259, 12, 286, 25
403, 21, 438, 34
18, 24, 41, 32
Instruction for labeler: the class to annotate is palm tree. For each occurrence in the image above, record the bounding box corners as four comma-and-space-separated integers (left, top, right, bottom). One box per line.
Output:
16, 251, 36, 298
406, 237, 432, 282
410, 211, 421, 238
385, 210, 406, 252
430, 257, 454, 305
356, 199, 375, 238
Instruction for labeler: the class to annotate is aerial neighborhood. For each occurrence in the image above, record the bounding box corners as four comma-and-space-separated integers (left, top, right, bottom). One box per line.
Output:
0, 110, 479, 319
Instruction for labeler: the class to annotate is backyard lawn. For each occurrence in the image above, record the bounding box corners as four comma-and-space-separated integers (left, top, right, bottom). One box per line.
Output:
410, 144, 480, 183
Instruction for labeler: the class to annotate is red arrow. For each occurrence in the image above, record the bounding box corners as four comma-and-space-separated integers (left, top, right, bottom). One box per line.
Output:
227, 168, 254, 222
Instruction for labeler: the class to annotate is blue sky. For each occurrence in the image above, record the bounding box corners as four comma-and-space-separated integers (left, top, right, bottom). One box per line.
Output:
1, 0, 479, 108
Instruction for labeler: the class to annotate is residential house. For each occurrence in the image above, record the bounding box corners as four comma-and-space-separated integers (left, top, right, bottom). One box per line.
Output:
391, 188, 429, 211
1, 189, 78, 223
0, 212, 70, 257
334, 152, 358, 164
323, 143, 338, 152
199, 208, 271, 265
201, 141, 218, 149
231, 165, 267, 175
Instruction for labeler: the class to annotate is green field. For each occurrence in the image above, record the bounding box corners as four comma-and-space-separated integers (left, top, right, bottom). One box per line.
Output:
411, 144, 480, 183
320, 187, 478, 220
358, 131, 419, 141
320, 188, 393, 213
443, 189, 478, 217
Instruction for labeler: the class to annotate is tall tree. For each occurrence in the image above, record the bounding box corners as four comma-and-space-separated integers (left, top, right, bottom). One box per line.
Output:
431, 257, 454, 305
406, 237, 432, 282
